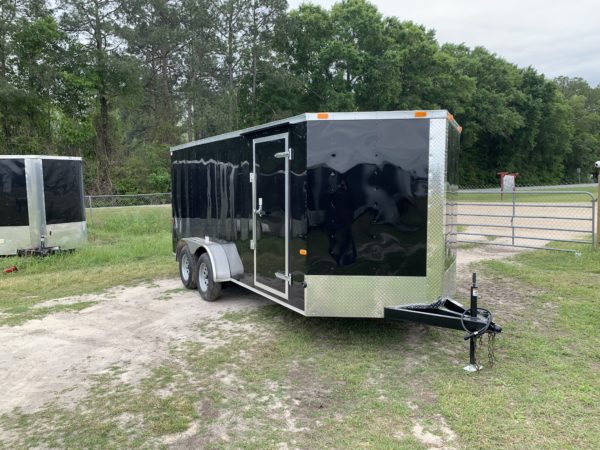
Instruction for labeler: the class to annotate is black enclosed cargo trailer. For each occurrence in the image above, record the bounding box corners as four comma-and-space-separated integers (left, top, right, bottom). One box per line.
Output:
171, 111, 500, 360
0, 155, 86, 256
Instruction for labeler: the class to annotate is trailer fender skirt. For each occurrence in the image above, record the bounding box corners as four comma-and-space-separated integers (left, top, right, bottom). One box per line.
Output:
182, 237, 244, 282
384, 298, 502, 334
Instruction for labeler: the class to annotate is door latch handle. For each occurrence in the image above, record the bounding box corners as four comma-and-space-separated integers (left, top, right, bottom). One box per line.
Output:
274, 148, 293, 160
256, 197, 265, 217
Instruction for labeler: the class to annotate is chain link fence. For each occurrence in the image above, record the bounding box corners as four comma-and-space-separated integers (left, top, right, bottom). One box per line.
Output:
86, 193, 171, 209
85, 193, 171, 221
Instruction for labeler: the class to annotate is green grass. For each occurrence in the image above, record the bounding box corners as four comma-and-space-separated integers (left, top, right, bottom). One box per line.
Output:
4, 243, 599, 449
430, 248, 600, 449
0, 206, 176, 325
458, 185, 598, 203
1, 208, 599, 448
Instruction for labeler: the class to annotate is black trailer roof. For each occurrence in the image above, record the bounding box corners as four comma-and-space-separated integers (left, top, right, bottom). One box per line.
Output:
170, 110, 459, 152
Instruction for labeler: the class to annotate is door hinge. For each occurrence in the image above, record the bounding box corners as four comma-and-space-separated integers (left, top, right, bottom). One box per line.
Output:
249, 172, 255, 183
250, 240, 255, 250
274, 148, 293, 160
275, 271, 292, 284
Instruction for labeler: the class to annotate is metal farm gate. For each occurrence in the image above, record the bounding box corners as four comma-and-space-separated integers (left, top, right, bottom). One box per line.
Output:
452, 190, 596, 253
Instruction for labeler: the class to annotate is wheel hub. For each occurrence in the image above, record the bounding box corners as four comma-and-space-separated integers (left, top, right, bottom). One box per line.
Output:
181, 254, 190, 280
199, 262, 209, 291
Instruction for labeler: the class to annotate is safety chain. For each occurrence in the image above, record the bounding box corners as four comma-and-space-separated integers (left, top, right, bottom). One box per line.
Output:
474, 334, 483, 371
473, 332, 497, 372
487, 332, 497, 367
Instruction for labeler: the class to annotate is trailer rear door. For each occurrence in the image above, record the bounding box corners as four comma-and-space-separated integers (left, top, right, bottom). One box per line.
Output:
252, 133, 290, 299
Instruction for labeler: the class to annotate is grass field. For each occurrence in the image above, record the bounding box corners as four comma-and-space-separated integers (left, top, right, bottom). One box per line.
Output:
0, 206, 176, 325
1, 207, 599, 448
458, 185, 598, 203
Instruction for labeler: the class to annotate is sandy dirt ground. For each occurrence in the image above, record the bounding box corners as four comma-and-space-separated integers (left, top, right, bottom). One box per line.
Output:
0, 281, 269, 415
0, 246, 515, 419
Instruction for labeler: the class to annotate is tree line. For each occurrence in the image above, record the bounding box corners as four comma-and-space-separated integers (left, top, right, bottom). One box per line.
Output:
1, 0, 599, 193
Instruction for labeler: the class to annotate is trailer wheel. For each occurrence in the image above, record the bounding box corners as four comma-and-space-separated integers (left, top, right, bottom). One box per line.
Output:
178, 247, 197, 289
197, 253, 222, 301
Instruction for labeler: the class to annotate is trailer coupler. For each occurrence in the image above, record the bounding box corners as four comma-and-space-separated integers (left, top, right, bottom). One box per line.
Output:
17, 246, 61, 257
16, 235, 62, 257
384, 273, 501, 371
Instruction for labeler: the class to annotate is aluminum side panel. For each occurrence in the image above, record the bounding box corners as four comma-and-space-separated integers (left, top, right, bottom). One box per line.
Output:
304, 275, 427, 317
443, 123, 460, 298
443, 261, 457, 298
0, 226, 31, 255
426, 118, 448, 301
45, 221, 87, 249
24, 158, 46, 247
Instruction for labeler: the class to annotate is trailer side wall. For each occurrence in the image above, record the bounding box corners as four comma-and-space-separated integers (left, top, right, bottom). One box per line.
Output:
43, 159, 85, 224
0, 159, 29, 227
305, 119, 430, 277
42, 159, 87, 250
0, 159, 30, 255
171, 123, 307, 309
304, 118, 451, 317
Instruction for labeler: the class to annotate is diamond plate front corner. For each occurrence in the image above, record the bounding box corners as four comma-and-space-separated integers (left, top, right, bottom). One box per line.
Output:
305, 275, 428, 318
426, 118, 448, 301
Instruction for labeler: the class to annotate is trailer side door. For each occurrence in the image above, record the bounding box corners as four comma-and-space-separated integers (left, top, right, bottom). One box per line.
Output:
252, 133, 290, 299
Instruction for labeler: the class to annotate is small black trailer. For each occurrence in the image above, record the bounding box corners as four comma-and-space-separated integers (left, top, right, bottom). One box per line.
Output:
171, 111, 500, 368
0, 155, 87, 256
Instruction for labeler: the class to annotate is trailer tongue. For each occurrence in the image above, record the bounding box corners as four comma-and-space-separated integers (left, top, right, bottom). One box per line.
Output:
385, 273, 502, 371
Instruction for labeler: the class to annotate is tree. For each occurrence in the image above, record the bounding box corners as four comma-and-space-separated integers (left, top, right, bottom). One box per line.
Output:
179, 0, 223, 140
239, 0, 287, 124
555, 77, 600, 181
59, 0, 135, 192
119, 0, 184, 144
214, 0, 250, 130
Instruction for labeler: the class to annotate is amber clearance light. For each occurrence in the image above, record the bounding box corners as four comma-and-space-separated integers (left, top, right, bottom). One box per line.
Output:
414, 111, 428, 118
316, 113, 329, 119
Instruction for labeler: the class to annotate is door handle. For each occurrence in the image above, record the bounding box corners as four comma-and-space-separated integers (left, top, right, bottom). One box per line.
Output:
275, 272, 291, 283
274, 148, 293, 160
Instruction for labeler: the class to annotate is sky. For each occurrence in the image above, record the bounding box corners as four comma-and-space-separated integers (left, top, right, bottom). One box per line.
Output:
287, 0, 600, 86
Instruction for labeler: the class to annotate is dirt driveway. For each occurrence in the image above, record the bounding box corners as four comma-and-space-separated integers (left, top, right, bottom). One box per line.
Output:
0, 246, 519, 447
0, 281, 269, 415
0, 246, 514, 415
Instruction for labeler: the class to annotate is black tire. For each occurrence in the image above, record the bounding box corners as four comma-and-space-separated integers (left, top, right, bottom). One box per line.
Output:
178, 247, 197, 289
196, 253, 222, 302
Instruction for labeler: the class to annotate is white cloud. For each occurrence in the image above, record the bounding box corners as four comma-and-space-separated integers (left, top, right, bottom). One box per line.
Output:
287, 0, 600, 86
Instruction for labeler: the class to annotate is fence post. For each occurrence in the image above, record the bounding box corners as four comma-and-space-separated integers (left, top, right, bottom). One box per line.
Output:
593, 197, 596, 250
511, 189, 516, 246
596, 176, 600, 249
88, 195, 93, 221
